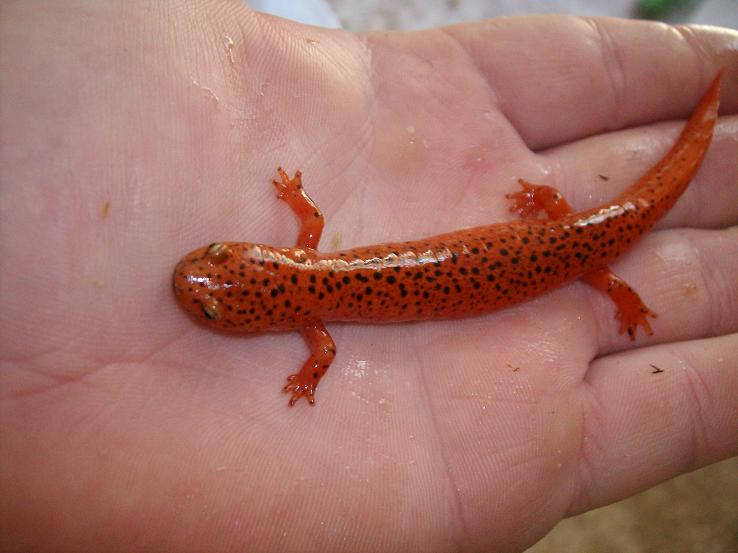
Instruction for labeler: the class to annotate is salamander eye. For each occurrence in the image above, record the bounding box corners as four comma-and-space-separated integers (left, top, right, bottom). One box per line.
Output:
206, 243, 230, 263
202, 303, 221, 320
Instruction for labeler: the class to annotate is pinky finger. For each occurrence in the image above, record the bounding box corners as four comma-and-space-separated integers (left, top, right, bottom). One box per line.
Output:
568, 332, 738, 516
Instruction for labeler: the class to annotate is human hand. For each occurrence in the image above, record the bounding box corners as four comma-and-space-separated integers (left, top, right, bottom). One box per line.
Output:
1, 2, 737, 551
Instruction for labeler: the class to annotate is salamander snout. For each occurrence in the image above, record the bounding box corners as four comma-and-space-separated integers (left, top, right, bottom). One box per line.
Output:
172, 243, 233, 326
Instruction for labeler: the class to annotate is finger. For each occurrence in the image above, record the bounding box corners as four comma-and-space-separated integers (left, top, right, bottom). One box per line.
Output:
583, 226, 738, 354
537, 116, 738, 229
443, 16, 738, 149
567, 332, 738, 515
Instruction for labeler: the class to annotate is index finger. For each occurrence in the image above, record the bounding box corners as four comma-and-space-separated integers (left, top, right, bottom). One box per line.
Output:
443, 15, 738, 149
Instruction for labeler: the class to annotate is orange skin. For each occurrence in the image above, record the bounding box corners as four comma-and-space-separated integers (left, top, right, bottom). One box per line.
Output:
173, 74, 720, 406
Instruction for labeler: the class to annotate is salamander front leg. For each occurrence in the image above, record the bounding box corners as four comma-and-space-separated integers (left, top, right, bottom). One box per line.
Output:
507, 178, 657, 339
272, 167, 324, 250
284, 319, 336, 406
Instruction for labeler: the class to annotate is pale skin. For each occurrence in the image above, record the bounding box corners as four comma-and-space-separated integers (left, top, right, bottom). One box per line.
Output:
1, 2, 737, 552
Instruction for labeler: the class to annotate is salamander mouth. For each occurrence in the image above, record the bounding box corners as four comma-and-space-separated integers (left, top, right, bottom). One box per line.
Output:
172, 259, 187, 296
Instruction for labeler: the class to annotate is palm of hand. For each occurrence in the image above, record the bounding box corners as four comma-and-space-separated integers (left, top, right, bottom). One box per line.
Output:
2, 4, 737, 552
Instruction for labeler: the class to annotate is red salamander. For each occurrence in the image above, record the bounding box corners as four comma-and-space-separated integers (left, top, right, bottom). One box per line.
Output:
173, 74, 721, 406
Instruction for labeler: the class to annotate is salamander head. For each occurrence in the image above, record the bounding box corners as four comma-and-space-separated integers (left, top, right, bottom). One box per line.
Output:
172, 242, 305, 332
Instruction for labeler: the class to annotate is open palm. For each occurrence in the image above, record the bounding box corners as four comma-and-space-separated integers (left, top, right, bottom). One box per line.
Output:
2, 3, 737, 552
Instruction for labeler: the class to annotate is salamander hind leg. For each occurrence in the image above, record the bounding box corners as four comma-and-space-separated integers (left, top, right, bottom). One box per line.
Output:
272, 167, 324, 250
506, 179, 574, 220
284, 319, 336, 406
507, 179, 656, 339
582, 267, 657, 339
